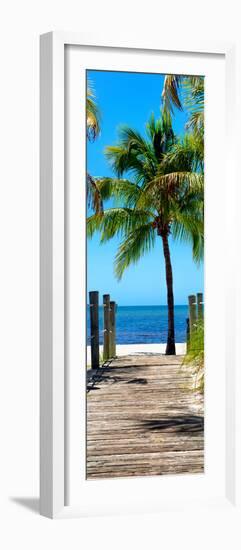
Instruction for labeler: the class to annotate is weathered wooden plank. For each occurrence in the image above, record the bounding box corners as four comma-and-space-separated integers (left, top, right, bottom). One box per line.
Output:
87, 449, 203, 464
87, 461, 204, 478
87, 414, 203, 424
87, 433, 204, 444
87, 441, 204, 456
109, 358, 184, 366
87, 434, 204, 443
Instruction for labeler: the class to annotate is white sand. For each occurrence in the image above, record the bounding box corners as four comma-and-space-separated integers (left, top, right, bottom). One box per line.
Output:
87, 342, 186, 364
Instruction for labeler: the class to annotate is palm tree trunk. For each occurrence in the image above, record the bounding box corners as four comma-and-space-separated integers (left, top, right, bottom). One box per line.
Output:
161, 233, 176, 355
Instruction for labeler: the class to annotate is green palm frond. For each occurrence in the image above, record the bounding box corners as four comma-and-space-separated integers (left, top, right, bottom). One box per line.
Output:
115, 223, 156, 279
87, 173, 103, 214
183, 76, 204, 135
162, 75, 204, 140
95, 177, 142, 207
192, 231, 204, 263
145, 112, 175, 159
138, 172, 204, 208
162, 75, 183, 112
163, 133, 204, 173
105, 144, 153, 184
87, 207, 154, 242
186, 111, 204, 135
171, 211, 204, 263
105, 117, 173, 183
87, 80, 100, 141
87, 212, 103, 238
183, 77, 204, 110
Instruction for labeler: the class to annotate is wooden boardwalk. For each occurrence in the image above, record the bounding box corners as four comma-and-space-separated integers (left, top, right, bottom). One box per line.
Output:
87, 354, 204, 479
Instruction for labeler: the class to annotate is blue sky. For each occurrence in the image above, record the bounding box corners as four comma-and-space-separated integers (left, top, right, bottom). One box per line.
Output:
87, 70, 204, 306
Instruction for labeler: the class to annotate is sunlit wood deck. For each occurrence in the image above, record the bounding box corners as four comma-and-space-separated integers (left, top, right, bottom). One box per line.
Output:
86, 354, 204, 479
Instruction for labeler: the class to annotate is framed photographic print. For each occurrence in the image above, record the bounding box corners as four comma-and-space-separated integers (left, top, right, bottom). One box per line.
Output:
40, 32, 239, 518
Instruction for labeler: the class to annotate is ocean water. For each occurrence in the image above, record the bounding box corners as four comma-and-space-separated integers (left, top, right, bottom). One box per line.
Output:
87, 305, 188, 345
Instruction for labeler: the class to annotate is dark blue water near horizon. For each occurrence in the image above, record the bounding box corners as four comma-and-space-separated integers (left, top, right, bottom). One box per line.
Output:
87, 305, 188, 345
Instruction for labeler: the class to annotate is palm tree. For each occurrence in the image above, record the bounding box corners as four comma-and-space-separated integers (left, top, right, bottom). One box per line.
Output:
86, 80, 103, 213
87, 113, 204, 355
162, 75, 204, 135
87, 80, 100, 141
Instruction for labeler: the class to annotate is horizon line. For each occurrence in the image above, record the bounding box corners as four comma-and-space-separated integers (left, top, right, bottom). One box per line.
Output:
86, 303, 190, 307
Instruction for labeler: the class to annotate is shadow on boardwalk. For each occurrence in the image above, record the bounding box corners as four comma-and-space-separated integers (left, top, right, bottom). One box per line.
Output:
142, 416, 204, 433
87, 354, 204, 479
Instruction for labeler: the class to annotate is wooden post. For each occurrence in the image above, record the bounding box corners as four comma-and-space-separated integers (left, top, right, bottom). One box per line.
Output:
186, 317, 190, 351
197, 292, 204, 322
188, 294, 197, 334
110, 301, 116, 358
103, 294, 110, 361
89, 291, 99, 369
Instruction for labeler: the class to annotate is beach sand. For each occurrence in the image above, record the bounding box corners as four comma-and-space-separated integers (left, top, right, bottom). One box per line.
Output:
87, 342, 186, 365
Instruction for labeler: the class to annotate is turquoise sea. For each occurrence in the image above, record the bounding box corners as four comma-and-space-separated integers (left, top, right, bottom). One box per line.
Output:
87, 305, 188, 345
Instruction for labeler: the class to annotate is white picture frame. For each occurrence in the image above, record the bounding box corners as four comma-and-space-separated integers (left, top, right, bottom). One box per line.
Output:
40, 31, 239, 519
